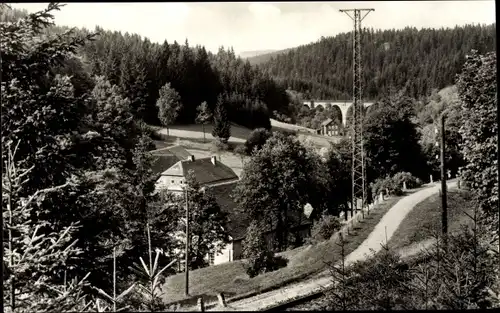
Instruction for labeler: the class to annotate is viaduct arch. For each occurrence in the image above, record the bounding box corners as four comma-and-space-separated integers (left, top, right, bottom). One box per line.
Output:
302, 100, 375, 127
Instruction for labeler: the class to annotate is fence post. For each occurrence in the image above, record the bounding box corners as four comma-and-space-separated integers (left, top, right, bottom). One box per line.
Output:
217, 293, 227, 308
198, 297, 205, 312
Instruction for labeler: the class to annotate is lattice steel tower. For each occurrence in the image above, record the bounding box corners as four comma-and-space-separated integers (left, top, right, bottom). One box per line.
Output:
340, 8, 374, 216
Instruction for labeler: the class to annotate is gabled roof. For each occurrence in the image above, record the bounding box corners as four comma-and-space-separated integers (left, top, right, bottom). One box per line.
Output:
167, 145, 193, 160
150, 145, 193, 175
205, 182, 249, 241
150, 145, 192, 159
151, 155, 181, 175
161, 157, 239, 186
321, 118, 334, 126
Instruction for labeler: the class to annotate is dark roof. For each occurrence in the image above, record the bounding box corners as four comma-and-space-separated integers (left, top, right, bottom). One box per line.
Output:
206, 182, 312, 241
168, 145, 193, 160
149, 145, 194, 175
206, 182, 250, 240
162, 157, 239, 186
151, 155, 181, 175
151, 145, 192, 159
321, 118, 333, 126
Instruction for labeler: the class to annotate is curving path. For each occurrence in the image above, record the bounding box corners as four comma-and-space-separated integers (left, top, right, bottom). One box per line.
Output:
210, 180, 457, 311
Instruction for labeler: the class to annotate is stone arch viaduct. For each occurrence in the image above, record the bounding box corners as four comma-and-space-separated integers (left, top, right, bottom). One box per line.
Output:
302, 100, 375, 127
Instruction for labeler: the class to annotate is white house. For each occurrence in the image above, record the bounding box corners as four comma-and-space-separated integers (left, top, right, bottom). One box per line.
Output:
154, 154, 239, 195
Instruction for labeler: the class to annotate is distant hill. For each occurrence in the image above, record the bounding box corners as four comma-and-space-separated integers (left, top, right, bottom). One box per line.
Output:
246, 48, 293, 65
238, 49, 277, 59
255, 25, 496, 100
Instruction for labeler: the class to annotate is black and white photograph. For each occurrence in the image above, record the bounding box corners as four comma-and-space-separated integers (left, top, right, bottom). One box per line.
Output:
1, 1, 498, 311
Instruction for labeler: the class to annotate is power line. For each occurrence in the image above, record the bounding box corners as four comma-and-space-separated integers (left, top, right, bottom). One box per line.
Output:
340, 8, 374, 218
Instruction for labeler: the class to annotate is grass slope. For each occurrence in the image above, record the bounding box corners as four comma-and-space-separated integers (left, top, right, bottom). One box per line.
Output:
388, 188, 475, 252
160, 195, 405, 308
287, 188, 476, 311
153, 119, 338, 151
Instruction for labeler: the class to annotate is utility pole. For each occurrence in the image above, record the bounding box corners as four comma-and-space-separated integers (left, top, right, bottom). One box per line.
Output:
340, 8, 374, 218
440, 114, 448, 238
184, 186, 190, 296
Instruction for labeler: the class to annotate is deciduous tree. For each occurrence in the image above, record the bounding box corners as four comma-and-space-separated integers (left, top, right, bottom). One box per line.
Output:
178, 170, 229, 269
456, 50, 498, 220
195, 101, 212, 143
156, 82, 182, 138
233, 132, 319, 251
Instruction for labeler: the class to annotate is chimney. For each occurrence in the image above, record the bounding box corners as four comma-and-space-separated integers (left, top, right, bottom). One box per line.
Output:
211, 156, 216, 165
188, 155, 195, 162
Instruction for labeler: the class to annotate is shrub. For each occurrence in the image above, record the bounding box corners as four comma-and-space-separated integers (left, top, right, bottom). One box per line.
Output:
392, 172, 423, 189
211, 138, 231, 154
370, 171, 423, 198
244, 128, 272, 155
309, 215, 342, 244
242, 222, 288, 278
371, 176, 403, 197
138, 121, 163, 141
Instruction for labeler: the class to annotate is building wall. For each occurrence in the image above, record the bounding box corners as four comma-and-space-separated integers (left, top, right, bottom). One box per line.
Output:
156, 175, 186, 190
207, 224, 312, 267
321, 124, 340, 136
213, 241, 234, 265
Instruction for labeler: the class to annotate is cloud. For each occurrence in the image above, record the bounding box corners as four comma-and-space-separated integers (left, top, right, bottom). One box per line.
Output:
9, 2, 496, 54
248, 3, 281, 20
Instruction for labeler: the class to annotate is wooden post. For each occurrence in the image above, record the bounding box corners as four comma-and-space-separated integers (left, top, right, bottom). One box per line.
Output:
198, 297, 205, 312
185, 187, 190, 296
217, 293, 227, 307
440, 114, 448, 241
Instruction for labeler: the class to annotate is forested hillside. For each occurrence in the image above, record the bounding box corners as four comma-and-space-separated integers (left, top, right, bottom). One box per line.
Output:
257, 25, 496, 100
0, 6, 290, 130
246, 48, 293, 65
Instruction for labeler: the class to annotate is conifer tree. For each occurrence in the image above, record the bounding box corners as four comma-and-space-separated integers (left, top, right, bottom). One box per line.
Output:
3, 141, 91, 313
212, 95, 231, 143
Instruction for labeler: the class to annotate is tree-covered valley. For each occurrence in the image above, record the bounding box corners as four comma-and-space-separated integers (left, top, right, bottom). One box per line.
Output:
1, 3, 498, 312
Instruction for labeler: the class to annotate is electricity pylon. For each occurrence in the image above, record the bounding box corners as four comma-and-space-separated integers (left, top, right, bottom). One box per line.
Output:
340, 8, 374, 217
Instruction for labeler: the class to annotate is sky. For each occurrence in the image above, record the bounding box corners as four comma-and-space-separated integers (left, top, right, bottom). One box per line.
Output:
11, 1, 496, 54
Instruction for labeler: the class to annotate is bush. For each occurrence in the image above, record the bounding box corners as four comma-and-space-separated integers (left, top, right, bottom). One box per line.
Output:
243, 222, 288, 278
371, 172, 423, 198
309, 215, 342, 244
245, 252, 289, 278
392, 172, 423, 189
211, 138, 231, 153
137, 121, 163, 141
371, 176, 403, 197
244, 128, 272, 155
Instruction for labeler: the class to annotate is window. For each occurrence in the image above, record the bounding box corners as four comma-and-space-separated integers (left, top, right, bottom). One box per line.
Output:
171, 180, 174, 183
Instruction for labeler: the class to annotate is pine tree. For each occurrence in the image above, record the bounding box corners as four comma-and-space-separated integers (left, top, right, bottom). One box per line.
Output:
211, 95, 231, 144
3, 141, 91, 313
